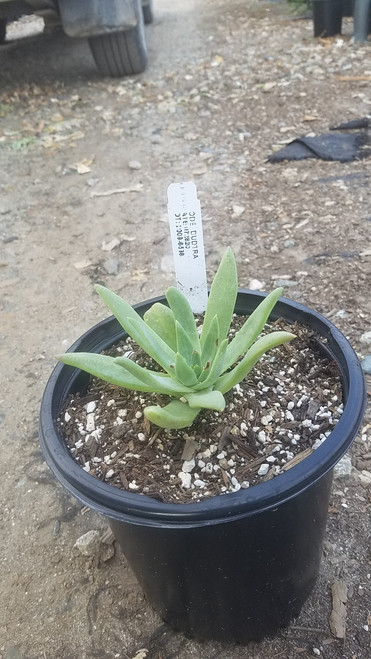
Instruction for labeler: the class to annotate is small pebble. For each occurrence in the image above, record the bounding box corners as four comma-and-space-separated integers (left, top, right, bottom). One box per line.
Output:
275, 279, 298, 288
258, 463, 269, 476
103, 258, 119, 275
361, 355, 371, 375
360, 330, 371, 345
74, 530, 101, 557
128, 160, 141, 169
248, 278, 264, 291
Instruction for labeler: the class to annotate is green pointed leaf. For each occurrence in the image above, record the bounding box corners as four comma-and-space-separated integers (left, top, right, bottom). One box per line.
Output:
196, 338, 228, 388
174, 352, 199, 387
125, 316, 176, 375
96, 285, 176, 373
144, 400, 200, 429
166, 286, 200, 351
191, 349, 202, 372
200, 314, 219, 369
175, 320, 197, 363
200, 247, 238, 347
57, 352, 158, 393
143, 303, 177, 351
216, 331, 296, 394
114, 356, 193, 395
185, 390, 226, 411
223, 288, 284, 371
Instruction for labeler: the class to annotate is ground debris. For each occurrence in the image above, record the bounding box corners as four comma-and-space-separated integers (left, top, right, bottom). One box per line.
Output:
329, 580, 348, 639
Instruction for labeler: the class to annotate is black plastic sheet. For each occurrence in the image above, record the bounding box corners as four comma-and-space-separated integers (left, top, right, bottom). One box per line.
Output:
268, 120, 371, 163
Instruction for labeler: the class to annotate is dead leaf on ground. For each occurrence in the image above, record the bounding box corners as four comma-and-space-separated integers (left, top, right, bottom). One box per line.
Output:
101, 238, 121, 252
131, 269, 149, 281
131, 650, 148, 659
74, 260, 93, 270
72, 158, 94, 174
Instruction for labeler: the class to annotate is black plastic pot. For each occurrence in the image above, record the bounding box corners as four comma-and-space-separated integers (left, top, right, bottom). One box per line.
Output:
39, 291, 366, 643
313, 0, 343, 37
342, 0, 354, 16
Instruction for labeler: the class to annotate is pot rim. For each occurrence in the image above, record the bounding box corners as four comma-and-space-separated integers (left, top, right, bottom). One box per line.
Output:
39, 289, 366, 527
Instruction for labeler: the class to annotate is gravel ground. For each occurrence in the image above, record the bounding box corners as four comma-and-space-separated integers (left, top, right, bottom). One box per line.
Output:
0, 1, 370, 658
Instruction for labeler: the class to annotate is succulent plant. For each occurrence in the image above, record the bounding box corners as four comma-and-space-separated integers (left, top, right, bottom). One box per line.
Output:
58, 248, 295, 429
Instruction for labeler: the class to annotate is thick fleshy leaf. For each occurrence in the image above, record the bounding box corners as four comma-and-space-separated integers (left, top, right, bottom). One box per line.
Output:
185, 389, 226, 411
216, 331, 296, 394
143, 303, 177, 351
200, 247, 237, 347
200, 314, 219, 370
175, 320, 198, 364
196, 338, 228, 388
114, 356, 193, 395
125, 316, 176, 375
96, 285, 176, 373
166, 286, 200, 352
223, 288, 284, 371
57, 352, 164, 393
144, 399, 200, 429
174, 352, 199, 387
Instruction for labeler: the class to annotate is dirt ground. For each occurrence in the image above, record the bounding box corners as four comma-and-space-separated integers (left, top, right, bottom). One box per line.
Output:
0, 1, 370, 657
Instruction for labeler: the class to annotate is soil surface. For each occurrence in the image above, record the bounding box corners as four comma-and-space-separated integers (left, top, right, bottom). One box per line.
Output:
60, 320, 343, 503
0, 1, 370, 658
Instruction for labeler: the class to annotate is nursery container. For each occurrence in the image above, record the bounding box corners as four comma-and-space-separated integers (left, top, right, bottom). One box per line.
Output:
39, 291, 366, 642
313, 0, 343, 36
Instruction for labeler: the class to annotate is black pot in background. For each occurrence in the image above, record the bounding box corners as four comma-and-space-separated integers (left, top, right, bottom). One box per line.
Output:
39, 291, 366, 643
342, 0, 354, 16
313, 0, 343, 36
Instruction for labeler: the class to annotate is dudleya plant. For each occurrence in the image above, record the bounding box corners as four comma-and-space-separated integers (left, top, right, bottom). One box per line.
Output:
58, 248, 295, 429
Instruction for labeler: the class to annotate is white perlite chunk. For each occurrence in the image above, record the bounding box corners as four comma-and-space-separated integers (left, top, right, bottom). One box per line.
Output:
258, 431, 267, 444
258, 463, 269, 476
85, 401, 96, 413
86, 413, 95, 432
178, 472, 192, 489
182, 458, 195, 473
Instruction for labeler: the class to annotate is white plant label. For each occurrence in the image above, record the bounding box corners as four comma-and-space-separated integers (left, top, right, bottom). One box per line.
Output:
167, 182, 208, 313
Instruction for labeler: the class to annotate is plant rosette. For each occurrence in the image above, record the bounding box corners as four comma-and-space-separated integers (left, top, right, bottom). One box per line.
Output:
39, 249, 366, 643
